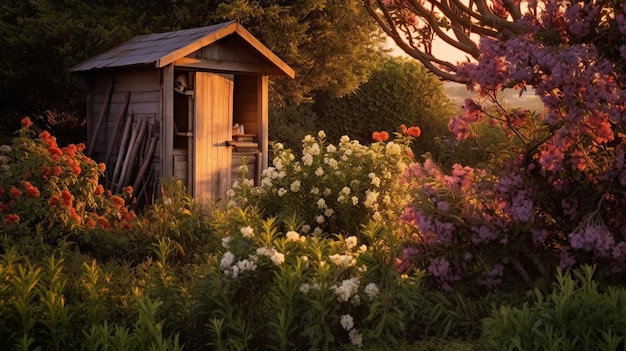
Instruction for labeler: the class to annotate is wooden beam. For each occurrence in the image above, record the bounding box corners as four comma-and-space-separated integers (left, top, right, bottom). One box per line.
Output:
258, 75, 269, 179
161, 64, 175, 180
174, 57, 281, 76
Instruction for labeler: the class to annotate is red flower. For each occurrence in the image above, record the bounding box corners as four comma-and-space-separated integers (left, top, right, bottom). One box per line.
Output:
86, 219, 96, 228
110, 195, 125, 209
372, 131, 389, 142
63, 144, 77, 157
98, 163, 106, 173
61, 190, 73, 207
0, 203, 9, 213
25, 184, 40, 198
94, 185, 104, 196
122, 186, 133, 197
97, 217, 111, 229
48, 195, 61, 207
400, 124, 408, 134
4, 214, 20, 225
406, 126, 421, 138
76, 143, 86, 152
42, 166, 51, 180
21, 117, 32, 129
52, 166, 62, 176
9, 187, 22, 199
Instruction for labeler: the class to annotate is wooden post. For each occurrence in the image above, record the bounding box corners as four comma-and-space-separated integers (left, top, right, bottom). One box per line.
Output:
104, 92, 131, 176
88, 77, 114, 157
110, 114, 134, 189
161, 65, 175, 180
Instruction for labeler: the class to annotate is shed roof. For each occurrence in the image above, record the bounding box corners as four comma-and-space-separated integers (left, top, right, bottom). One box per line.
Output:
70, 21, 294, 78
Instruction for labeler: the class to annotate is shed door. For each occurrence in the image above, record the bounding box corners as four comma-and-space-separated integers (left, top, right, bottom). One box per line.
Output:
193, 72, 234, 203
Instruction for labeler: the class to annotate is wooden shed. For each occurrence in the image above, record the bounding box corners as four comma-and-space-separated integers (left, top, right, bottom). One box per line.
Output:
70, 21, 294, 204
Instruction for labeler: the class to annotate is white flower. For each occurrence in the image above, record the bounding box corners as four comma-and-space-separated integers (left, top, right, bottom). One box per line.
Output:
345, 236, 357, 250
340, 314, 354, 330
226, 189, 235, 198
326, 144, 337, 153
359, 245, 368, 253
290, 180, 301, 192
301, 224, 311, 233
318, 130, 326, 138
274, 142, 284, 150
324, 208, 334, 217
286, 231, 301, 242
304, 135, 315, 143
278, 188, 288, 197
240, 226, 254, 238
0, 145, 11, 153
270, 251, 285, 265
340, 186, 351, 196
308, 143, 321, 155
386, 141, 401, 155
351, 196, 359, 206
302, 153, 313, 166
221, 236, 231, 248
323, 188, 332, 196
256, 247, 270, 256
261, 177, 273, 187
363, 190, 379, 208
236, 258, 257, 272
220, 251, 235, 270
315, 167, 324, 177
299, 283, 311, 294
372, 211, 382, 222
277, 171, 286, 179
331, 277, 360, 302
364, 283, 380, 299
316, 215, 325, 224
340, 135, 350, 143
311, 187, 320, 195
329, 254, 353, 267
273, 158, 284, 171
313, 227, 323, 235
349, 329, 363, 348
326, 158, 338, 169
316, 198, 326, 209
368, 172, 381, 187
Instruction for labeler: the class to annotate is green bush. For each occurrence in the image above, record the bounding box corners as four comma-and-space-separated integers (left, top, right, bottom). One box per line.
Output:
478, 265, 626, 351
313, 56, 456, 156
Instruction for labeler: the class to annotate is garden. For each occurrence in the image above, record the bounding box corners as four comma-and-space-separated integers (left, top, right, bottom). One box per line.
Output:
3, 0, 626, 350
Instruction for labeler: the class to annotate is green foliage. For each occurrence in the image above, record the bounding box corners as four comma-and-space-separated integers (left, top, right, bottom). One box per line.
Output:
313, 56, 456, 155
478, 265, 626, 351
268, 104, 319, 152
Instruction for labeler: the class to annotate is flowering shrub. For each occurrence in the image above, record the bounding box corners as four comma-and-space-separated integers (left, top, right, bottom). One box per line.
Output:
228, 129, 418, 236
192, 214, 421, 350
400, 1, 626, 291
0, 118, 135, 243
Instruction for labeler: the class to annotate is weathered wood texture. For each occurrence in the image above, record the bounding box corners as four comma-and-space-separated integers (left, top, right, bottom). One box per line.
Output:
194, 72, 234, 203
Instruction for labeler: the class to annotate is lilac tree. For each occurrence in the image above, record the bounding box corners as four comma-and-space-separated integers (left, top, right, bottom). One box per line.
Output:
365, 0, 626, 290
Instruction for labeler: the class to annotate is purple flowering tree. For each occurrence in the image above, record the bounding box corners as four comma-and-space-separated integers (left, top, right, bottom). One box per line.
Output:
365, 0, 626, 291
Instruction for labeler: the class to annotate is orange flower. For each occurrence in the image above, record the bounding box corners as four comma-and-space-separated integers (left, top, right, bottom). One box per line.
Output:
97, 217, 111, 229
76, 143, 86, 152
372, 131, 389, 142
98, 163, 106, 172
21, 117, 32, 129
61, 190, 73, 207
94, 185, 104, 196
110, 195, 125, 209
9, 187, 22, 199
41, 166, 51, 180
400, 124, 408, 134
48, 195, 61, 207
86, 219, 96, 228
24, 182, 40, 198
39, 130, 51, 139
52, 165, 62, 176
406, 126, 421, 138
122, 186, 133, 197
4, 213, 20, 225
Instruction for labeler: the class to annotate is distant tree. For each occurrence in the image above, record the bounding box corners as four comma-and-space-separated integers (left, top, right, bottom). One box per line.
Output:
0, 0, 385, 141
313, 56, 456, 154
